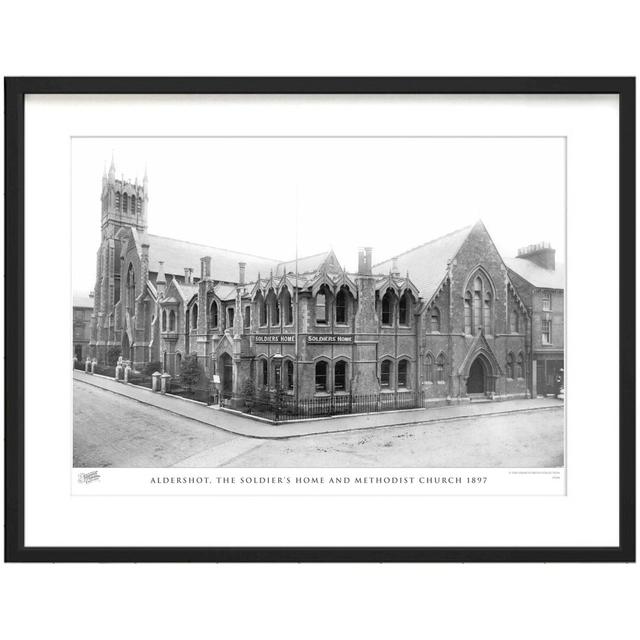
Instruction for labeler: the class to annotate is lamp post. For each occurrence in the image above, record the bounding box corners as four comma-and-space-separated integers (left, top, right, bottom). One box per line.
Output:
272, 353, 284, 421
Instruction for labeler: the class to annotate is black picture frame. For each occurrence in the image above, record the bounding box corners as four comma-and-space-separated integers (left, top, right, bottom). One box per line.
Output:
4, 77, 635, 563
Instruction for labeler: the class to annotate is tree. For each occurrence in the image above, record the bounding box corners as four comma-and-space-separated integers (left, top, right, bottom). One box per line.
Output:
180, 353, 204, 394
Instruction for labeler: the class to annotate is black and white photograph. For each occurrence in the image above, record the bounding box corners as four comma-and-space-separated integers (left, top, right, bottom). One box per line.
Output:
72, 136, 565, 472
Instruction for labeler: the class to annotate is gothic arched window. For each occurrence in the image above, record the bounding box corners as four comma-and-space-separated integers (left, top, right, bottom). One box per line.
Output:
466, 271, 495, 335
517, 352, 525, 379
425, 353, 434, 383
261, 359, 268, 388
510, 309, 519, 333
483, 291, 492, 334
122, 193, 128, 213
126, 263, 135, 312
506, 352, 514, 379
430, 307, 441, 333
244, 306, 251, 328
270, 292, 280, 325
286, 360, 294, 390
316, 287, 329, 325
398, 292, 410, 326
436, 353, 446, 383
257, 294, 267, 326
381, 291, 395, 326
334, 360, 347, 391
315, 361, 328, 392
210, 301, 219, 328
464, 292, 472, 334
398, 359, 409, 388
169, 310, 176, 332
192, 304, 198, 329
130, 195, 136, 215
281, 289, 293, 325
335, 287, 348, 324
162, 310, 167, 332
380, 359, 392, 387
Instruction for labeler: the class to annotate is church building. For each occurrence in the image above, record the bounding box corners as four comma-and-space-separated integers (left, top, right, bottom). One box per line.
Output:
90, 161, 543, 406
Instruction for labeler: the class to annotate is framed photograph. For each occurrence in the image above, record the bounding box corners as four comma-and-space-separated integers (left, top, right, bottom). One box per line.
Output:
5, 77, 635, 562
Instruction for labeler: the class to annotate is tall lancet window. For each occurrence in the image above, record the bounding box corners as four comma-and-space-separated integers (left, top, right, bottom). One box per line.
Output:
483, 291, 492, 334
473, 276, 482, 331
464, 292, 472, 334
123, 193, 128, 213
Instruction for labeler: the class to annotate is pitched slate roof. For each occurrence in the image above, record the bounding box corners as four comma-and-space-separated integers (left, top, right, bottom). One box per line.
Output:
143, 233, 280, 283
73, 292, 94, 308
275, 250, 341, 276
504, 257, 565, 290
172, 280, 200, 303
374, 225, 474, 301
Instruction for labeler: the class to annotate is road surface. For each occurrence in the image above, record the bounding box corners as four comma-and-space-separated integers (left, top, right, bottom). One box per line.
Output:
74, 381, 564, 468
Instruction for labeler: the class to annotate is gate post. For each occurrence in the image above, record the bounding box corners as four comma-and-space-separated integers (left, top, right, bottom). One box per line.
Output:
151, 371, 161, 392
160, 372, 171, 394
85, 357, 91, 373
90, 358, 96, 374
124, 364, 131, 383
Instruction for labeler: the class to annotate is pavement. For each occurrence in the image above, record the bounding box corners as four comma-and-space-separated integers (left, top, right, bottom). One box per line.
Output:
73, 370, 564, 440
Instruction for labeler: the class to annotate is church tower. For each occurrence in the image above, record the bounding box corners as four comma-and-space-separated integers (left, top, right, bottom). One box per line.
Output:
100, 156, 148, 239
90, 158, 149, 362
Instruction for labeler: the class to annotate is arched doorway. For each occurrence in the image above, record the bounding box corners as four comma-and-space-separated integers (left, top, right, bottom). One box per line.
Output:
219, 353, 233, 397
467, 356, 487, 394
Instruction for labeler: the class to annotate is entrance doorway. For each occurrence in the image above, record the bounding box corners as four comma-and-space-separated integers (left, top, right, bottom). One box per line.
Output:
220, 353, 233, 397
467, 357, 486, 394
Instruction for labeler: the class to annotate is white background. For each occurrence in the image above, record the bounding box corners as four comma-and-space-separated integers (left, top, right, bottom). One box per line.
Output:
29, 94, 608, 547
1, 2, 638, 640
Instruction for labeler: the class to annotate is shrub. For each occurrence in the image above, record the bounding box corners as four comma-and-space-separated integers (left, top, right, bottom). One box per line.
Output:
180, 353, 204, 393
142, 361, 163, 376
242, 377, 256, 399
106, 346, 121, 366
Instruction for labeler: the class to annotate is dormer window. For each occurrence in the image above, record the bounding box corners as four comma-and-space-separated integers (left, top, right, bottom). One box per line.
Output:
430, 307, 441, 333
336, 288, 348, 324
381, 291, 394, 326
316, 290, 328, 325
398, 292, 410, 326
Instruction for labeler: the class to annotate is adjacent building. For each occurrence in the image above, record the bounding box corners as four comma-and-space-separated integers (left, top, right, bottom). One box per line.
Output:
505, 243, 565, 396
73, 291, 94, 361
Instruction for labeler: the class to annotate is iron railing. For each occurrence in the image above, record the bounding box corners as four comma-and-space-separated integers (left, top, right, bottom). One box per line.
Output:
228, 389, 426, 423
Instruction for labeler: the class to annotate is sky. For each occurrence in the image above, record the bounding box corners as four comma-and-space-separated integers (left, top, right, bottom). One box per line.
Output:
72, 136, 565, 294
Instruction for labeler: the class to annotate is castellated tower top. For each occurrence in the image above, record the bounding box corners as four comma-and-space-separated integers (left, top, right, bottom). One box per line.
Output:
100, 157, 148, 239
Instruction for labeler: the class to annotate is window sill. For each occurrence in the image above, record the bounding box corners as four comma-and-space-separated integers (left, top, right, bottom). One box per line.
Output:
436, 381, 446, 385
423, 381, 433, 385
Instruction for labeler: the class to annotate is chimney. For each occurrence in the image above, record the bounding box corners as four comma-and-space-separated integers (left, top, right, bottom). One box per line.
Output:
200, 256, 211, 280
184, 267, 193, 284
358, 247, 373, 275
156, 260, 166, 284
517, 241, 556, 270
391, 257, 400, 277
239, 262, 246, 285
156, 261, 166, 298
